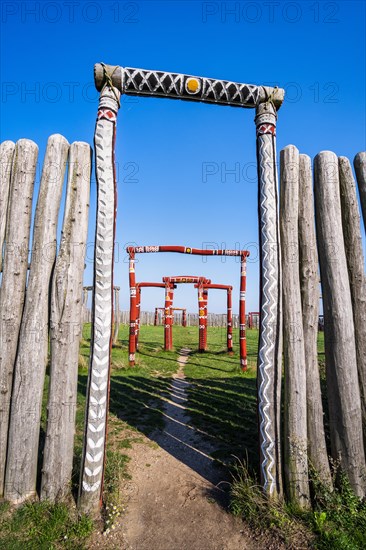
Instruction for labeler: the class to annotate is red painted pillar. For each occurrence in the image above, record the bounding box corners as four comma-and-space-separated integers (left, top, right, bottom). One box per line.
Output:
182, 308, 187, 327
203, 288, 208, 350
227, 287, 233, 353
135, 285, 141, 350
128, 252, 137, 366
164, 283, 174, 351
154, 307, 159, 326
198, 285, 205, 352
239, 254, 247, 371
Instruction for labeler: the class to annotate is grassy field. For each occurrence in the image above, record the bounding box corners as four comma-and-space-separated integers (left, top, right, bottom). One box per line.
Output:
2, 323, 365, 549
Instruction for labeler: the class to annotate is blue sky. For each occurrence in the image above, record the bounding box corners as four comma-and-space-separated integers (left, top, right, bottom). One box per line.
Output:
1, 0, 365, 314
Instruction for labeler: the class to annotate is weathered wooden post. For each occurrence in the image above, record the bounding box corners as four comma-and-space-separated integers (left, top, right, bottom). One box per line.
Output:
41, 141, 91, 503
255, 102, 283, 498
280, 145, 310, 508
5, 135, 69, 503
113, 286, 120, 345
182, 307, 187, 327
354, 152, 366, 230
0, 141, 15, 273
339, 156, 366, 445
298, 154, 331, 486
0, 139, 38, 497
154, 307, 159, 326
79, 78, 121, 514
314, 151, 365, 498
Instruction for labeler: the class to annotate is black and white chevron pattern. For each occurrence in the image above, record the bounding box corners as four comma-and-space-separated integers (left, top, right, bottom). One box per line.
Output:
79, 87, 120, 511
256, 103, 281, 497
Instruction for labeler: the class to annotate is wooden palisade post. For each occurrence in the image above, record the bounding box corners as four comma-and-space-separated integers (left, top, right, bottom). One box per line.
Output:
280, 145, 310, 508
0, 141, 15, 273
41, 141, 91, 502
255, 102, 283, 498
314, 151, 365, 498
79, 80, 121, 514
354, 152, 366, 230
0, 139, 38, 497
5, 135, 69, 503
298, 153, 331, 486
338, 156, 366, 445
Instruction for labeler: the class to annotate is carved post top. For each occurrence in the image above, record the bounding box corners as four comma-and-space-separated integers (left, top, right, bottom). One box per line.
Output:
95, 63, 285, 110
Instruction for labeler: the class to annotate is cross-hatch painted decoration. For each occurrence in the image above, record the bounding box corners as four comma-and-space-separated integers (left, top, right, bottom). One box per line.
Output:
94, 64, 284, 110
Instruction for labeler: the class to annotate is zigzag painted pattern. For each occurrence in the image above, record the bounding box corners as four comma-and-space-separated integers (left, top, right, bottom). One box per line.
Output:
81, 114, 115, 496
257, 132, 279, 496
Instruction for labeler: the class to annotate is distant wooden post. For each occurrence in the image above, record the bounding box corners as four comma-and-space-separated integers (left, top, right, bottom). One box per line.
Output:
5, 135, 69, 504
354, 152, 366, 230
113, 286, 120, 345
339, 156, 366, 446
182, 308, 187, 327
280, 145, 310, 508
40, 141, 91, 503
298, 154, 331, 486
255, 103, 283, 499
154, 307, 159, 326
79, 82, 121, 514
314, 151, 365, 498
0, 141, 15, 273
0, 139, 38, 498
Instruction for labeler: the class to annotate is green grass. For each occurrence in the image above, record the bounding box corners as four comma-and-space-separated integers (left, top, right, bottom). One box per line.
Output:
2, 323, 363, 549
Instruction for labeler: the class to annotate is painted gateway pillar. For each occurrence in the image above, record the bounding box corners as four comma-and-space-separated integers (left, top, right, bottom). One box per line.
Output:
79, 64, 284, 513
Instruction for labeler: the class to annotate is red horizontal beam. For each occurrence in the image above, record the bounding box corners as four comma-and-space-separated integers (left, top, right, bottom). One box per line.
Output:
195, 284, 233, 291
127, 245, 250, 257
163, 275, 211, 284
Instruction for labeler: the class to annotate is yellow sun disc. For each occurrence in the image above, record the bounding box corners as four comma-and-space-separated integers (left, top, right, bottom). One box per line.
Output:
186, 79, 200, 94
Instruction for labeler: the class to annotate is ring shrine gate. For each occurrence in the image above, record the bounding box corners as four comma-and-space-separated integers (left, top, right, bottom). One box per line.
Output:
195, 283, 234, 354
78, 63, 285, 514
134, 282, 175, 351
162, 276, 211, 353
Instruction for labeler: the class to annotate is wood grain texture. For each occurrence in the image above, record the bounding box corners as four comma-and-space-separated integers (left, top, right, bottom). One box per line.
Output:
314, 151, 365, 498
41, 141, 91, 502
298, 154, 331, 486
339, 156, 366, 447
280, 145, 310, 508
113, 287, 120, 345
354, 152, 366, 231
4, 135, 69, 504
0, 141, 15, 273
0, 139, 38, 497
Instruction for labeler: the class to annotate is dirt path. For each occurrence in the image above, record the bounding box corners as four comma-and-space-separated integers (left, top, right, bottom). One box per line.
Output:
93, 350, 283, 549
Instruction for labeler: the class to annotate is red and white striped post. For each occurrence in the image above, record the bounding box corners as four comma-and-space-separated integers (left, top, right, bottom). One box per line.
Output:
135, 284, 141, 350
227, 287, 233, 353
164, 283, 174, 351
198, 284, 206, 352
240, 254, 247, 371
128, 252, 137, 365
203, 287, 209, 350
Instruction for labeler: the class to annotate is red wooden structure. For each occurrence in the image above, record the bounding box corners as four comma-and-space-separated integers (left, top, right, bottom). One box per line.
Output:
133, 282, 176, 352
163, 276, 211, 353
154, 307, 187, 327
248, 311, 260, 329
127, 246, 249, 369
195, 283, 233, 353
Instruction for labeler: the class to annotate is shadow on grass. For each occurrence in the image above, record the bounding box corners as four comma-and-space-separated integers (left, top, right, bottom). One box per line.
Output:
78, 363, 259, 499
